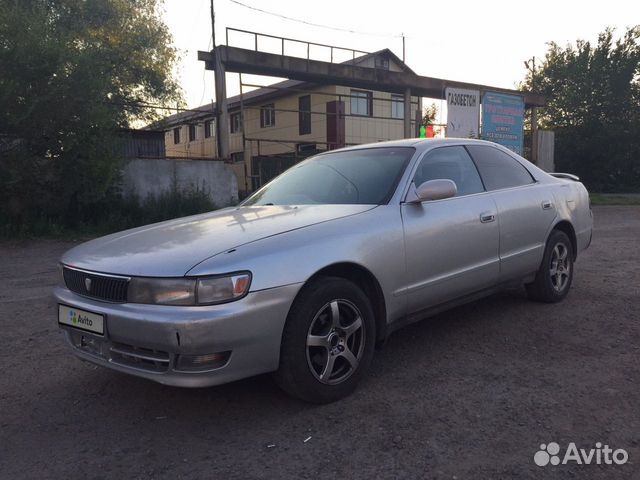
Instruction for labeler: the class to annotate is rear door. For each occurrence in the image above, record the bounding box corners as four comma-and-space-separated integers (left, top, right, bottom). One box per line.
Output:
401, 146, 500, 314
466, 145, 557, 282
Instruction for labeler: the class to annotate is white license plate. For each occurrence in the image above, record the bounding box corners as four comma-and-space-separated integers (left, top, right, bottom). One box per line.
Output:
58, 304, 104, 335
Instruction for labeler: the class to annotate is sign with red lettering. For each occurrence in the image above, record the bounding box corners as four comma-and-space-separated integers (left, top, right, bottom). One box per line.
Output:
481, 92, 525, 155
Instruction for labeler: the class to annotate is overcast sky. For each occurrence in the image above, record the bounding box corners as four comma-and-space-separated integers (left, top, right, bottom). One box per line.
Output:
162, 0, 639, 109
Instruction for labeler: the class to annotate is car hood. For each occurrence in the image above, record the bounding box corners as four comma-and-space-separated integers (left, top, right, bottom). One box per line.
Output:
61, 205, 375, 277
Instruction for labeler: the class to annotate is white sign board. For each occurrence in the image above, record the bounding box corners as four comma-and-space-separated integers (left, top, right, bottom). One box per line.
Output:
445, 88, 480, 138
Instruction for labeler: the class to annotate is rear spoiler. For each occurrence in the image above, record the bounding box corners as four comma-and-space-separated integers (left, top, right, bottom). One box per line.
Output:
549, 172, 580, 181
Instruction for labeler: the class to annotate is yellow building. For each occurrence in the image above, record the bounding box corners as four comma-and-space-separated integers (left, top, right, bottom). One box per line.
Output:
159, 49, 421, 197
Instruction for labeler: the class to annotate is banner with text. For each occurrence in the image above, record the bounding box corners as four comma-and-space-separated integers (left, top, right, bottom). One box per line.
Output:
445, 87, 480, 138
481, 92, 525, 155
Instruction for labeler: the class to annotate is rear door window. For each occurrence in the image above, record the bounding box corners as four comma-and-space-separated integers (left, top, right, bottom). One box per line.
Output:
466, 145, 535, 191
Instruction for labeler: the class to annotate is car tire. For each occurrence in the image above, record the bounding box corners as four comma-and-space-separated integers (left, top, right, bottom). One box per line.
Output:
526, 230, 574, 303
275, 276, 376, 403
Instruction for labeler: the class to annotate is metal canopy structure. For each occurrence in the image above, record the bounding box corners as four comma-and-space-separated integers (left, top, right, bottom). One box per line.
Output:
198, 46, 545, 108
198, 29, 544, 160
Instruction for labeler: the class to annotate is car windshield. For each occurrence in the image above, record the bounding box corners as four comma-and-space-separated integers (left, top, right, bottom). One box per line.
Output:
243, 147, 415, 206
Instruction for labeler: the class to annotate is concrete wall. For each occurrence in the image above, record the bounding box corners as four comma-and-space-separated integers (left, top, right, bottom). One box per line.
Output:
537, 130, 555, 172
122, 158, 238, 207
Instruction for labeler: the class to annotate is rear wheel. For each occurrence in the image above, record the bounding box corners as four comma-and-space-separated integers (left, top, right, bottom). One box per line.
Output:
526, 230, 574, 303
275, 277, 375, 403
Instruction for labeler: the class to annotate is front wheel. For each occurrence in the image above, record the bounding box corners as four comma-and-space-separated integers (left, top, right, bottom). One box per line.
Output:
526, 230, 574, 303
275, 277, 376, 403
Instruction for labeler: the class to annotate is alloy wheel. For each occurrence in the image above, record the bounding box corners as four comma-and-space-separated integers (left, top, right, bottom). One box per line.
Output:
550, 243, 571, 292
306, 299, 365, 385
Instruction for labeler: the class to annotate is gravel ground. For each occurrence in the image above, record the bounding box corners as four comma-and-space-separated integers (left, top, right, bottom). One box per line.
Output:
1, 206, 639, 479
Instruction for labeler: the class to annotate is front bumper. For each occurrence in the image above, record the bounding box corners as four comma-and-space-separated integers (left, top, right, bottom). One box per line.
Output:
53, 283, 302, 387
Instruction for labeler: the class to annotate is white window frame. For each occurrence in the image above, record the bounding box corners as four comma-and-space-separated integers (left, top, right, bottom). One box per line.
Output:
260, 104, 275, 128
350, 90, 372, 116
230, 113, 242, 134
391, 94, 404, 119
204, 120, 214, 138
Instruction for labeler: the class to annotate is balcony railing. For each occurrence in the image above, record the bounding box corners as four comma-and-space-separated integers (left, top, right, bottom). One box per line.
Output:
225, 28, 369, 64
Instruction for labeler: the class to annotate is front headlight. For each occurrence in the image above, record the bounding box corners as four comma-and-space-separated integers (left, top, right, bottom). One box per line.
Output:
127, 272, 251, 306
196, 273, 252, 304
128, 277, 196, 305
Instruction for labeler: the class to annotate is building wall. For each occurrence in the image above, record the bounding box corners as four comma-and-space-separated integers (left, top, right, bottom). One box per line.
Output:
337, 86, 419, 145
354, 55, 406, 72
165, 86, 418, 157
162, 84, 420, 193
165, 124, 218, 159
242, 85, 337, 157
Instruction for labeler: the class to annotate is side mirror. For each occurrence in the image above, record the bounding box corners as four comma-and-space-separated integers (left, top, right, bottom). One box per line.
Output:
407, 179, 457, 203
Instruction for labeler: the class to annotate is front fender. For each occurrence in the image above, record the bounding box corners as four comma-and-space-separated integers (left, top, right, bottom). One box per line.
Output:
186, 206, 408, 324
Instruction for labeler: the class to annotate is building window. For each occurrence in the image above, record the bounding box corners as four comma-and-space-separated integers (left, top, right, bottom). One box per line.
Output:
375, 56, 389, 70
188, 124, 196, 142
297, 143, 317, 154
204, 120, 213, 138
230, 113, 242, 134
260, 104, 276, 128
299, 95, 311, 135
173, 127, 181, 144
391, 94, 404, 119
351, 90, 372, 116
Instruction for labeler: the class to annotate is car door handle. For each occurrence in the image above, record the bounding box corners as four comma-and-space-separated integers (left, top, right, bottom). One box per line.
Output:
480, 212, 496, 223
542, 200, 554, 210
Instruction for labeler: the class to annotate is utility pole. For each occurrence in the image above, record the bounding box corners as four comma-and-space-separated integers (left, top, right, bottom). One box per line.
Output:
210, 0, 216, 47
210, 0, 229, 160
525, 56, 538, 164
402, 34, 405, 63
210, 0, 219, 156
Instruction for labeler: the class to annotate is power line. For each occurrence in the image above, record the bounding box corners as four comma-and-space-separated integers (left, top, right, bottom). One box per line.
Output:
106, 100, 212, 115
227, 0, 402, 38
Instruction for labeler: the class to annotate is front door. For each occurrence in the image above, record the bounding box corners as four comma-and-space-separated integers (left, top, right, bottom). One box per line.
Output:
401, 146, 500, 314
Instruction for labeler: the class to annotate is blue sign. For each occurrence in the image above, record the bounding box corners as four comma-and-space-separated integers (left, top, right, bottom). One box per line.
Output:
481, 92, 525, 155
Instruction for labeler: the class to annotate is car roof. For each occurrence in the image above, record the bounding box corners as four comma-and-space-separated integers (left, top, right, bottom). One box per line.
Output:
331, 138, 502, 154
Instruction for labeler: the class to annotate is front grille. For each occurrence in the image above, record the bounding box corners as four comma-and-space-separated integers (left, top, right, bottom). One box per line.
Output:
109, 342, 170, 373
63, 266, 129, 302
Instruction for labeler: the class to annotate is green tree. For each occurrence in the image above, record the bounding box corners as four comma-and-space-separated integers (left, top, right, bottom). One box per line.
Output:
0, 0, 181, 232
521, 27, 640, 192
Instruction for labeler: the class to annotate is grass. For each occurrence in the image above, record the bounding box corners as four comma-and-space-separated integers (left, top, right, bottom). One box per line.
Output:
590, 193, 640, 206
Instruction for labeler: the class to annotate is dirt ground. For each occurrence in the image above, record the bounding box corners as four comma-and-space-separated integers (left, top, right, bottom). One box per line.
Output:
1, 206, 638, 479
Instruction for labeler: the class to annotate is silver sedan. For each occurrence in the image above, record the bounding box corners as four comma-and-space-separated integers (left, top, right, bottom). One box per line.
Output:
55, 139, 593, 403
